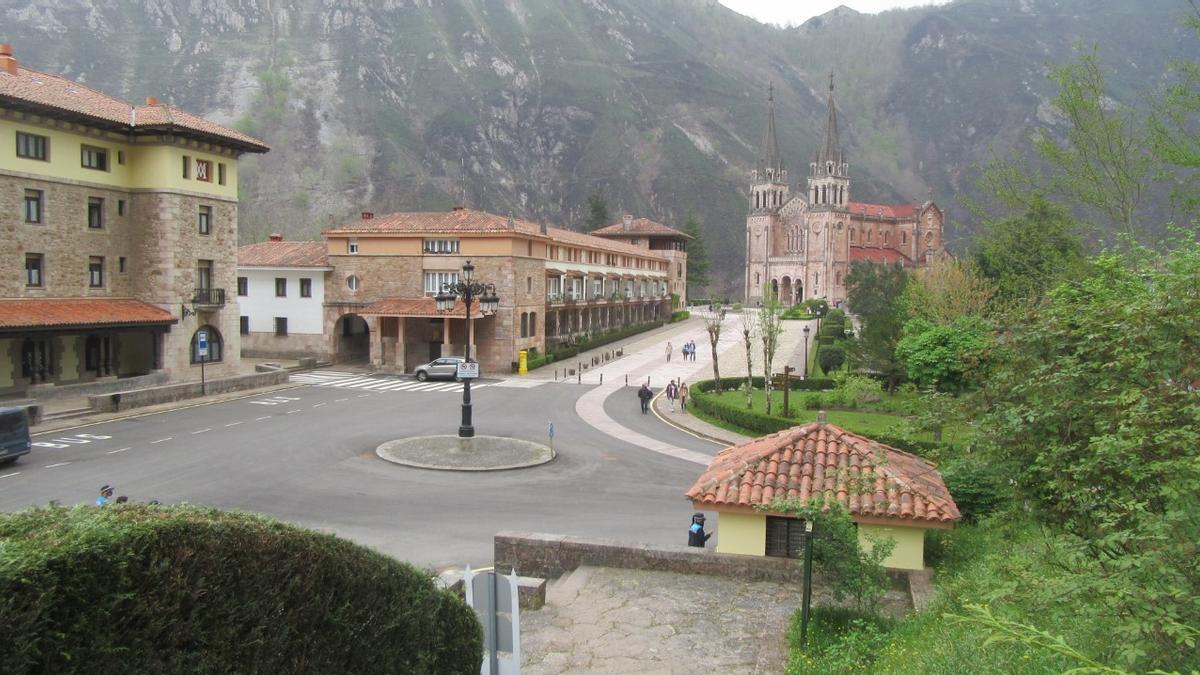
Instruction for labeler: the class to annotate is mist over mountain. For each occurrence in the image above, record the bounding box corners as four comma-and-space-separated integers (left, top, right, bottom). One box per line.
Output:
4, 0, 1195, 292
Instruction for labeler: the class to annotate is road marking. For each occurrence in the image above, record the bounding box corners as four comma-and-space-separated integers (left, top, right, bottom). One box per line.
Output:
191, 428, 211, 434
151, 437, 173, 444
255, 416, 271, 421
335, 398, 349, 402
44, 462, 71, 468
285, 409, 301, 414
312, 402, 326, 408
1, 472, 21, 479
356, 394, 370, 398
224, 422, 243, 427
107, 447, 131, 454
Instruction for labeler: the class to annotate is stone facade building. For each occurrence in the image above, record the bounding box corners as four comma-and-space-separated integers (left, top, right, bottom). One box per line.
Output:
745, 79, 944, 306
591, 214, 690, 305
0, 44, 267, 396
236, 235, 330, 360
320, 208, 677, 374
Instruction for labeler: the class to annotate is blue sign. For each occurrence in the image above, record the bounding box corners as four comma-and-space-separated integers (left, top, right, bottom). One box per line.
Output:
197, 330, 209, 358
548, 421, 555, 439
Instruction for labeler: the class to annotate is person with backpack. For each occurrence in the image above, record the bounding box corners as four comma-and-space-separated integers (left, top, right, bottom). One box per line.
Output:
637, 383, 653, 414
688, 513, 712, 547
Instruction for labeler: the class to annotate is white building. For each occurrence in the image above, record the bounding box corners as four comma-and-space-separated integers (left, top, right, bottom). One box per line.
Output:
237, 234, 331, 359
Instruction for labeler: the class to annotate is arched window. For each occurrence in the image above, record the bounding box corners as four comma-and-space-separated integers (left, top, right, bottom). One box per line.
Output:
190, 325, 223, 363
520, 312, 528, 338
884, 231, 890, 244
813, 186, 819, 202
902, 232, 907, 245
867, 230, 873, 242
850, 228, 855, 242
755, 272, 761, 285
530, 312, 537, 337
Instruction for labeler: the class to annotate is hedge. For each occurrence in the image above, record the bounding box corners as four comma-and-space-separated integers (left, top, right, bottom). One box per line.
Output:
693, 377, 836, 393
513, 321, 666, 372
0, 505, 482, 674
669, 310, 690, 323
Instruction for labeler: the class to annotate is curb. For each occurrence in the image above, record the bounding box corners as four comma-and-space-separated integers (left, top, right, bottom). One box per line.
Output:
650, 391, 736, 447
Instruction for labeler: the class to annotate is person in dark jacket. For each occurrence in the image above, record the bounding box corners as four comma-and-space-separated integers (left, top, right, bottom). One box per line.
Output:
637, 383, 653, 414
688, 513, 712, 547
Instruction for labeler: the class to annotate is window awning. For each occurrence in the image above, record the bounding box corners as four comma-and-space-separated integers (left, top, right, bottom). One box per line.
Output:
0, 298, 176, 333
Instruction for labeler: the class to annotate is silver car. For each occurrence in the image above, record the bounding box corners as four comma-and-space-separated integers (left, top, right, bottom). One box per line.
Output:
414, 356, 468, 381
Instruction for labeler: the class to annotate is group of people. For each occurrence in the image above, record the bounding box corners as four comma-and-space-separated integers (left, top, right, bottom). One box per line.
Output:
96, 485, 157, 506
665, 340, 700, 363
636, 379, 690, 414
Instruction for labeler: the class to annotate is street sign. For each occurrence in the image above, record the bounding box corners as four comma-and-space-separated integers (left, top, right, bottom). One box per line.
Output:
197, 330, 209, 358
456, 361, 480, 379
464, 566, 521, 675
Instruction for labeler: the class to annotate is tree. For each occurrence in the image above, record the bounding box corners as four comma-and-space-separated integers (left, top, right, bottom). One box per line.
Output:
1148, 6, 1200, 218
845, 261, 909, 391
901, 256, 995, 324
703, 306, 727, 391
817, 345, 845, 373
973, 197, 1087, 302
682, 211, 710, 294
759, 286, 784, 416
586, 192, 610, 231
894, 316, 992, 393
740, 310, 757, 409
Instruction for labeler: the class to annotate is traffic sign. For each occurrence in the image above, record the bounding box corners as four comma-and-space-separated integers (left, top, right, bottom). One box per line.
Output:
456, 361, 480, 379
197, 330, 209, 358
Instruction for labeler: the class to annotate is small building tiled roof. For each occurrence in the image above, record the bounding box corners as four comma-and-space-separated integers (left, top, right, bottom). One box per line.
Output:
849, 247, 912, 265
848, 202, 916, 220
238, 239, 329, 268
592, 217, 691, 239
0, 298, 176, 331
0, 57, 267, 152
360, 297, 483, 318
323, 208, 668, 260
687, 423, 960, 526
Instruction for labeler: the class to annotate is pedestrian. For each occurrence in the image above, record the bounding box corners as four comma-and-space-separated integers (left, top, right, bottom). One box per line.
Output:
679, 381, 690, 413
96, 485, 114, 507
690, 340, 698, 362
114, 495, 129, 504
666, 379, 678, 412
666, 341, 673, 362
638, 382, 653, 414
683, 341, 691, 362
688, 513, 712, 548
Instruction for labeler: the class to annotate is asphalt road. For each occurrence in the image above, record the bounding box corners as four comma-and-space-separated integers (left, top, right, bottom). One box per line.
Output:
0, 375, 726, 572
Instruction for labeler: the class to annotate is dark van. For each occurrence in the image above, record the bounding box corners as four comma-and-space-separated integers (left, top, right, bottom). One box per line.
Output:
0, 407, 32, 465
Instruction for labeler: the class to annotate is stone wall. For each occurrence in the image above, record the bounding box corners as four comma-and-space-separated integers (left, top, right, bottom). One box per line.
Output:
240, 331, 331, 360
87, 370, 288, 412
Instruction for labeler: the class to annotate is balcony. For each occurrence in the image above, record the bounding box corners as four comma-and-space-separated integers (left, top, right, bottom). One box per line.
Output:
192, 287, 226, 308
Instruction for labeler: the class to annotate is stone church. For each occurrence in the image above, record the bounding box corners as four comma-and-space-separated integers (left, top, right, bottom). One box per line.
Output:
744, 77, 945, 306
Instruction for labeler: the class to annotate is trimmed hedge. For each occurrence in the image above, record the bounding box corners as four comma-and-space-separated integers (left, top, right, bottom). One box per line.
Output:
669, 310, 690, 323
694, 377, 836, 393
0, 505, 482, 674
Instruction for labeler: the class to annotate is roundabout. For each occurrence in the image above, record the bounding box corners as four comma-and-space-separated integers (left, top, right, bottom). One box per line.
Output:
375, 435, 556, 471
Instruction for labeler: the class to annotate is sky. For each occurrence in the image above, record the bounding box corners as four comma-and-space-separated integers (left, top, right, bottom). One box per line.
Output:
718, 0, 952, 27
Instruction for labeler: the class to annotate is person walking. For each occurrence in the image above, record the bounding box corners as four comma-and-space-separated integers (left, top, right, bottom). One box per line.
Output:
678, 381, 690, 413
637, 383, 653, 414
666, 341, 673, 362
665, 379, 678, 412
96, 485, 114, 507
688, 513, 712, 548
690, 340, 698, 362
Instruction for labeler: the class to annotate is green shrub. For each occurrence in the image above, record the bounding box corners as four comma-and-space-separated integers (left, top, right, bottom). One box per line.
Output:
670, 310, 690, 323
938, 456, 1008, 523
0, 505, 482, 674
787, 607, 898, 675
818, 345, 846, 372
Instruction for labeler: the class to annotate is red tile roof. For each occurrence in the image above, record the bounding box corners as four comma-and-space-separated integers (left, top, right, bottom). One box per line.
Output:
687, 423, 960, 526
0, 298, 176, 331
592, 217, 692, 239
238, 240, 329, 268
324, 208, 668, 260
359, 297, 483, 318
848, 202, 916, 220
849, 247, 912, 265
0, 63, 267, 152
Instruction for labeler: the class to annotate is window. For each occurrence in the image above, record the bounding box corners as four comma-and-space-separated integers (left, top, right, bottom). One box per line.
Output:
520, 312, 528, 338
529, 312, 537, 337
526, 276, 532, 294
195, 159, 212, 182
274, 317, 288, 336
190, 326, 223, 363
765, 516, 807, 558
23, 189, 42, 223
88, 256, 104, 288
348, 238, 358, 255
87, 197, 104, 229
424, 271, 458, 294
16, 132, 48, 160
275, 278, 287, 297
25, 254, 43, 287
300, 278, 312, 298
117, 150, 125, 165
117, 199, 125, 216
346, 275, 359, 291
182, 155, 191, 179
81, 145, 108, 171
218, 163, 227, 185
423, 239, 460, 254
119, 257, 127, 273
198, 205, 212, 235
196, 260, 213, 290
237, 276, 248, 296
240, 316, 249, 335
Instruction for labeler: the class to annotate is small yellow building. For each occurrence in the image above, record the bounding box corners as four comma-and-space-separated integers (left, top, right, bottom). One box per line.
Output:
686, 419, 960, 570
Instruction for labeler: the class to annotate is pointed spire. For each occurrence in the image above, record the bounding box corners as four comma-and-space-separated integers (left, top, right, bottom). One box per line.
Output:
757, 82, 784, 180
815, 72, 842, 168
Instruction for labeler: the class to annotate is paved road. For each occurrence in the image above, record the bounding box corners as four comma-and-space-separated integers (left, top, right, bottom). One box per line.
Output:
0, 374, 716, 572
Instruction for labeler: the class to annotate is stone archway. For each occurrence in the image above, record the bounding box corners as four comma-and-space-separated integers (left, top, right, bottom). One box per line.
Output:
770, 278, 779, 302
334, 314, 370, 363
780, 276, 793, 306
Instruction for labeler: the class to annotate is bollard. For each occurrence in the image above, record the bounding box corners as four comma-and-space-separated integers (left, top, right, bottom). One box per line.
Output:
625, 374, 628, 386
600, 373, 603, 384
554, 369, 558, 381
578, 371, 581, 384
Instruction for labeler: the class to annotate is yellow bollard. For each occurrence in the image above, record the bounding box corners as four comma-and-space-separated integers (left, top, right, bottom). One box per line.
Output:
518, 350, 528, 375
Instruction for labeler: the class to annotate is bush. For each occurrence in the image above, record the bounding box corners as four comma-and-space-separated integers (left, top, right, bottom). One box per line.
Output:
669, 310, 690, 323
818, 345, 846, 372
788, 607, 898, 675
0, 505, 482, 674
938, 456, 1007, 523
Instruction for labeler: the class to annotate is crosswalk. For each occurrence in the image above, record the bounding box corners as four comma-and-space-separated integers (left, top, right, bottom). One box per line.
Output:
289, 370, 546, 393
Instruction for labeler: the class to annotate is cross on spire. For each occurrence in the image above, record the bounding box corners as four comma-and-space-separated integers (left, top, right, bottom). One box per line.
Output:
815, 72, 843, 168
757, 82, 784, 179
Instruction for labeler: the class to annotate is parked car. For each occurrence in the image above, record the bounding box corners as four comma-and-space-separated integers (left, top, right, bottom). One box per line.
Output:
0, 406, 32, 465
414, 356, 474, 381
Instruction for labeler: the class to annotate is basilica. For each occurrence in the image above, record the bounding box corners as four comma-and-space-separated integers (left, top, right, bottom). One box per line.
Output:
744, 78, 945, 306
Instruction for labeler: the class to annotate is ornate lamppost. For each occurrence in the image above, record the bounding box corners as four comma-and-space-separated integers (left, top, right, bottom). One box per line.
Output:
802, 324, 810, 380
434, 260, 499, 438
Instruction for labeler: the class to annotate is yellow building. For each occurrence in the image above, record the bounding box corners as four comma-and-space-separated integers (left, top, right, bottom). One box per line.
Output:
0, 44, 267, 396
686, 418, 960, 571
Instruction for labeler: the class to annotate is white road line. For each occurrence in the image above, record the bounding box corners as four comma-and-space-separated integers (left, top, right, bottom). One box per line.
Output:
285, 409, 301, 414
312, 402, 326, 407
362, 381, 401, 390
191, 428, 212, 434
0, 471, 20, 479
356, 394, 370, 398
335, 398, 349, 402
343, 380, 383, 389
44, 462, 71, 468
327, 378, 373, 387
107, 447, 131, 454
224, 422, 243, 427
255, 416, 271, 421
381, 382, 422, 391
151, 437, 172, 444
429, 383, 461, 391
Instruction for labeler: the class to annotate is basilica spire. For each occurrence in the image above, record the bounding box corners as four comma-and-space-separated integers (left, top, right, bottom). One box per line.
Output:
815, 72, 843, 168
757, 82, 784, 179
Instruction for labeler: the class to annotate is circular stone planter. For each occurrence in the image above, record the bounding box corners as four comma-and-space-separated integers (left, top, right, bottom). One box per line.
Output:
375, 435, 555, 472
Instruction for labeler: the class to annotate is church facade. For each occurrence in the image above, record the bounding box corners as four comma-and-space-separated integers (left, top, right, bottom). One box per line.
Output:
744, 79, 945, 306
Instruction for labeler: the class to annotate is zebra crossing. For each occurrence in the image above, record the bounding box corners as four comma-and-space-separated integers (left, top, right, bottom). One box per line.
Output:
287, 369, 547, 393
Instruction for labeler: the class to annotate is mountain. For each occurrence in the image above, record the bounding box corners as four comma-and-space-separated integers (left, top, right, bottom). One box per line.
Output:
3, 0, 1196, 294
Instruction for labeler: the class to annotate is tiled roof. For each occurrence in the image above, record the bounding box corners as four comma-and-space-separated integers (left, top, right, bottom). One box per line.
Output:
687, 423, 960, 525
848, 202, 916, 220
323, 208, 667, 259
849, 247, 912, 265
0, 64, 267, 152
359, 297, 483, 318
592, 218, 692, 239
0, 298, 176, 330
238, 240, 329, 268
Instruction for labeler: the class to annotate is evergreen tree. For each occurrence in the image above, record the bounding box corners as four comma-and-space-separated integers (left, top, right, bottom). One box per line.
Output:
586, 193, 610, 231
682, 212, 710, 294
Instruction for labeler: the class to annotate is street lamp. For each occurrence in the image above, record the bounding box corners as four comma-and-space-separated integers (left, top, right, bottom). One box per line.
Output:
802, 325, 810, 380
435, 260, 500, 438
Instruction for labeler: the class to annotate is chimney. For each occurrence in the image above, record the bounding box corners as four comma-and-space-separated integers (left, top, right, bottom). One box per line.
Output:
622, 214, 633, 231
0, 44, 17, 76
145, 95, 159, 106
360, 211, 374, 220
268, 233, 283, 242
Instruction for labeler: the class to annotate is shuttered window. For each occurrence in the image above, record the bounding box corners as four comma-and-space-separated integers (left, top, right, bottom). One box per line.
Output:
765, 516, 807, 559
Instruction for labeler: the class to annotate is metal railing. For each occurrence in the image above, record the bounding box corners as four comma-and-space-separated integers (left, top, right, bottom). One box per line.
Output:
192, 287, 226, 307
